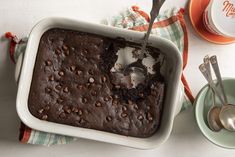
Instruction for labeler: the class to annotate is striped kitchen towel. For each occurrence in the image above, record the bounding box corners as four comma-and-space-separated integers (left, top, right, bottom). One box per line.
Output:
5, 6, 193, 146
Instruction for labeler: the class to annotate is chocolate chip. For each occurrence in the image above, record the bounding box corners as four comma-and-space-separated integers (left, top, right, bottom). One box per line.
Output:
114, 94, 119, 99
64, 108, 71, 114
91, 91, 97, 96
84, 49, 88, 54
95, 102, 102, 107
45, 87, 52, 93
86, 83, 91, 87
121, 113, 127, 118
78, 110, 83, 116
96, 54, 101, 59
55, 85, 62, 90
62, 45, 68, 51
72, 107, 79, 113
147, 113, 153, 121
77, 70, 82, 75
58, 70, 64, 76
55, 49, 61, 55
139, 93, 144, 98
64, 50, 70, 56
88, 69, 94, 75
137, 115, 144, 121
93, 44, 99, 50
89, 77, 95, 83
115, 85, 121, 89
77, 84, 83, 90
45, 60, 52, 66
45, 105, 50, 110
134, 104, 139, 110
101, 76, 106, 82
151, 90, 157, 96
63, 87, 69, 93
57, 98, 63, 104
70, 66, 76, 71
63, 105, 69, 110
82, 97, 87, 103
122, 106, 127, 111
106, 116, 112, 122
42, 115, 48, 120
146, 106, 151, 110
59, 112, 66, 118
38, 108, 44, 114
112, 100, 118, 105
104, 97, 109, 101
49, 75, 54, 81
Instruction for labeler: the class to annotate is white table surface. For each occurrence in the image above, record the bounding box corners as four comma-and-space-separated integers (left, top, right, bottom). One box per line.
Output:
1, 0, 235, 156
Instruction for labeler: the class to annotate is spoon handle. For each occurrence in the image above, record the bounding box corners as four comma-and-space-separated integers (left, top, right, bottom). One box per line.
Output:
204, 55, 212, 80
210, 55, 228, 104
140, 0, 165, 58
199, 63, 225, 105
204, 55, 215, 106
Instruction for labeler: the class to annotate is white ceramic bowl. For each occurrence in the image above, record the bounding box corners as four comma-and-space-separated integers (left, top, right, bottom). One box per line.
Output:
16, 17, 183, 149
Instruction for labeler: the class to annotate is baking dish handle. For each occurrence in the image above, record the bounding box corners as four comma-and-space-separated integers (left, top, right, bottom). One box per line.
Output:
174, 82, 185, 116
15, 52, 23, 83
12, 37, 28, 84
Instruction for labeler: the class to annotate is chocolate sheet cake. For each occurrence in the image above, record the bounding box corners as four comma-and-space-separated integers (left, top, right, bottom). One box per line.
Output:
28, 28, 165, 137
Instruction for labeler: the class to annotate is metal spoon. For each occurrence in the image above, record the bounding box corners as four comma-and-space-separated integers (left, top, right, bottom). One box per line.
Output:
210, 56, 235, 131
199, 63, 226, 106
123, 0, 165, 75
200, 61, 223, 132
204, 56, 223, 131
210, 56, 227, 103
219, 105, 235, 131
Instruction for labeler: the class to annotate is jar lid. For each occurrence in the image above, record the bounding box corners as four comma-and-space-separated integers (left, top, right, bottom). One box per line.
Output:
211, 0, 235, 37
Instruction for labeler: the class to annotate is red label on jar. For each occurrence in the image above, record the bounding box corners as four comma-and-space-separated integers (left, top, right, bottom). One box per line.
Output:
223, 0, 235, 18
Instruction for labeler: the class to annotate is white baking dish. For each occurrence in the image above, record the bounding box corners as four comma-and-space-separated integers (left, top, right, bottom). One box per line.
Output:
16, 17, 183, 149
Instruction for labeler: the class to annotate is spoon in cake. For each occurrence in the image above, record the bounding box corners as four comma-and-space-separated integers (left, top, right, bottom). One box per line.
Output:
123, 0, 165, 75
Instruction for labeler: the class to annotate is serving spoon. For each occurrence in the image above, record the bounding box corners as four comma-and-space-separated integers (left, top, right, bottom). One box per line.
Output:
203, 56, 223, 132
210, 56, 235, 131
199, 63, 224, 132
123, 0, 165, 75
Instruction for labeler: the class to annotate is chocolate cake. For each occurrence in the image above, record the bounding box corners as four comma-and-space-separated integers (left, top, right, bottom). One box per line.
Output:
28, 28, 165, 137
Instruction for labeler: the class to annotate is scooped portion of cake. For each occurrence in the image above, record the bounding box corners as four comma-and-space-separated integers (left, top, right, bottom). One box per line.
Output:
28, 28, 165, 138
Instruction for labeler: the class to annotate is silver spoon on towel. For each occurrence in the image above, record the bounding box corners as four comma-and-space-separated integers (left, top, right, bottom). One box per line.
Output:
123, 0, 165, 75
